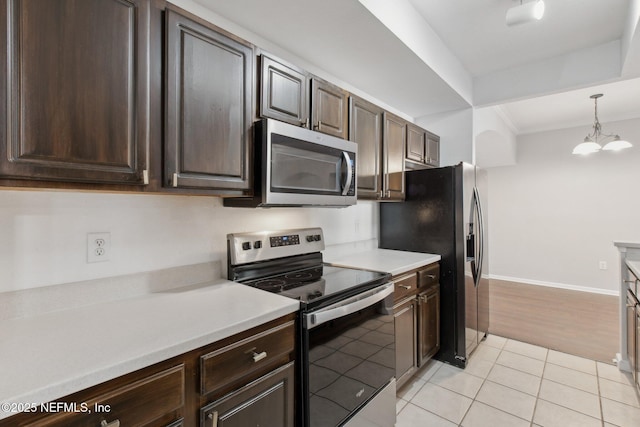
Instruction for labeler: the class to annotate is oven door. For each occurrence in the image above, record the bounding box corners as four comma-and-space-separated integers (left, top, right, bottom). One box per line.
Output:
264, 119, 357, 206
302, 283, 396, 427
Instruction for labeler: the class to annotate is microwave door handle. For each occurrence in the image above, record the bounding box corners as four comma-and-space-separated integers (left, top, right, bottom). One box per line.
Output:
341, 151, 353, 196
305, 283, 394, 329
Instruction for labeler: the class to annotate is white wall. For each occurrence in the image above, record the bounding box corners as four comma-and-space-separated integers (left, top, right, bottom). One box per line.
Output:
487, 118, 640, 294
0, 191, 377, 292
416, 107, 473, 166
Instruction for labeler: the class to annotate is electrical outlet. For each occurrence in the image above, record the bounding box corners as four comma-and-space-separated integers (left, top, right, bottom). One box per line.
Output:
599, 261, 607, 270
87, 232, 111, 263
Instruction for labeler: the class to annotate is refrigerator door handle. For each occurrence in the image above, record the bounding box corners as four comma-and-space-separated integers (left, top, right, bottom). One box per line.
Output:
474, 187, 485, 287
468, 189, 479, 284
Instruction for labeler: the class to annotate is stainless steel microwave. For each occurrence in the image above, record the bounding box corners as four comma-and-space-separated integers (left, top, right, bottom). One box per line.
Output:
225, 119, 357, 207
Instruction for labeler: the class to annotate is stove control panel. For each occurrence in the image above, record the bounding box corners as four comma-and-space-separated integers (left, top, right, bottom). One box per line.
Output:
227, 227, 325, 266
270, 234, 300, 247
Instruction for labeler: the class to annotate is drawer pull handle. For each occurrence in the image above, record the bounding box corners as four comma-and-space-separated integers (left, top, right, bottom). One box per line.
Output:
252, 351, 267, 362
425, 274, 436, 279
399, 285, 412, 290
208, 411, 219, 427
100, 420, 120, 427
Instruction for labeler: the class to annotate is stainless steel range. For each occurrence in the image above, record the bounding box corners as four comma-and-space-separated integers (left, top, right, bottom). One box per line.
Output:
227, 228, 396, 427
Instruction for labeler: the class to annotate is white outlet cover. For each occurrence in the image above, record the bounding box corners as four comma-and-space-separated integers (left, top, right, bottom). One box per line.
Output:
87, 232, 111, 263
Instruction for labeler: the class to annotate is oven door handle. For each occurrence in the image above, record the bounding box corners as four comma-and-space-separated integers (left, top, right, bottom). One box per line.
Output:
305, 283, 394, 329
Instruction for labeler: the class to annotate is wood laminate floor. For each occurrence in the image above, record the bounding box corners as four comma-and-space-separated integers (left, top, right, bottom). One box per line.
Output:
488, 279, 618, 363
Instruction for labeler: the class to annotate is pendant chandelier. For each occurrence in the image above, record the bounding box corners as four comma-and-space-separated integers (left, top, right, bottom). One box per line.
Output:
572, 94, 632, 155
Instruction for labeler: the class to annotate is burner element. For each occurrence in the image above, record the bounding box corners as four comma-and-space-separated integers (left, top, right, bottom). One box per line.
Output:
253, 278, 286, 291
284, 271, 313, 281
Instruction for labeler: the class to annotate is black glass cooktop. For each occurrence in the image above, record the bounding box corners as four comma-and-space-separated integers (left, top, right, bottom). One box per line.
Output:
242, 264, 390, 307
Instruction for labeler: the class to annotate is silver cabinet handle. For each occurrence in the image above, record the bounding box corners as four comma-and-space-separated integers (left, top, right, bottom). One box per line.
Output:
314, 120, 322, 130
425, 274, 436, 279
301, 118, 309, 128
252, 351, 267, 363
379, 190, 384, 199
100, 420, 120, 427
208, 411, 219, 427
399, 285, 412, 290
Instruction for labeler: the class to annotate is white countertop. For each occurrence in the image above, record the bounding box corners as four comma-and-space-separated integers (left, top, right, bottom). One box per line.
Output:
615, 241, 640, 250
324, 246, 440, 276
0, 279, 299, 420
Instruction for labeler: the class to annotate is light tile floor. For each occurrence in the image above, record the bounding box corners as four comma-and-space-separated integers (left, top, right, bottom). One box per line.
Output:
395, 335, 640, 427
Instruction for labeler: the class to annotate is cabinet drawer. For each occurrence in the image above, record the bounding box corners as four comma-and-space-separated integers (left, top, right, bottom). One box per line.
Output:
200, 321, 295, 396
394, 273, 417, 301
25, 365, 185, 427
418, 263, 439, 289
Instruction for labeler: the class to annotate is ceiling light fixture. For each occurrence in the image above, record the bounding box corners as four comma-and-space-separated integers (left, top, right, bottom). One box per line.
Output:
506, 0, 545, 26
572, 94, 632, 155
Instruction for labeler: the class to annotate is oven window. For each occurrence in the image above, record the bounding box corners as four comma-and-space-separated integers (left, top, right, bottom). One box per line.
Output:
307, 303, 395, 427
270, 134, 343, 194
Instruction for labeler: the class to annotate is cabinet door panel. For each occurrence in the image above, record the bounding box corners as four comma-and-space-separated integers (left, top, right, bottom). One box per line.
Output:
394, 298, 417, 389
426, 132, 440, 166
260, 55, 308, 127
200, 362, 295, 427
383, 112, 406, 200
311, 78, 347, 139
418, 286, 440, 366
406, 124, 425, 163
165, 10, 252, 190
348, 96, 382, 199
1, 0, 149, 184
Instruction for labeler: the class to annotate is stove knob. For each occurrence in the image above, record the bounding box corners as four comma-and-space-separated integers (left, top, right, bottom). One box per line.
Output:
242, 242, 251, 250
313, 235, 321, 241
254, 240, 262, 249
306, 235, 314, 242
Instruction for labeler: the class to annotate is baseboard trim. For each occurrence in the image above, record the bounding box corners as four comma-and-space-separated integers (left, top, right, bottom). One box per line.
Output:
489, 274, 619, 296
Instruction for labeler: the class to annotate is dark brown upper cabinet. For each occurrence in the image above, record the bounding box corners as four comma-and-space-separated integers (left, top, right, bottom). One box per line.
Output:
165, 9, 253, 191
0, 0, 150, 185
259, 54, 309, 128
310, 77, 348, 139
382, 112, 406, 201
406, 123, 440, 168
348, 95, 383, 200
426, 131, 440, 167
406, 123, 426, 163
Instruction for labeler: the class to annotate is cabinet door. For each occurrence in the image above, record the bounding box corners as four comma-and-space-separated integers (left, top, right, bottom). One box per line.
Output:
627, 291, 637, 382
165, 10, 253, 191
635, 303, 640, 388
200, 362, 295, 427
417, 285, 440, 366
310, 78, 348, 139
382, 112, 406, 200
426, 132, 440, 167
0, 0, 149, 185
406, 124, 426, 163
394, 297, 417, 389
349, 96, 382, 199
260, 55, 309, 127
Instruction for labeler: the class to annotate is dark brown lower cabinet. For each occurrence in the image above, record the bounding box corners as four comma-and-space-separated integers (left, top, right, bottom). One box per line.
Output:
393, 263, 440, 391
417, 284, 440, 366
200, 362, 295, 427
394, 297, 417, 389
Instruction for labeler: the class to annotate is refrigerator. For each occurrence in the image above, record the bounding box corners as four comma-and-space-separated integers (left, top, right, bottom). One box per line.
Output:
379, 162, 488, 368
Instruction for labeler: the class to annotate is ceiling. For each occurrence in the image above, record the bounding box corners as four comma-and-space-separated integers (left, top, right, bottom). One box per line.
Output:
193, 0, 640, 134
409, 0, 630, 77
